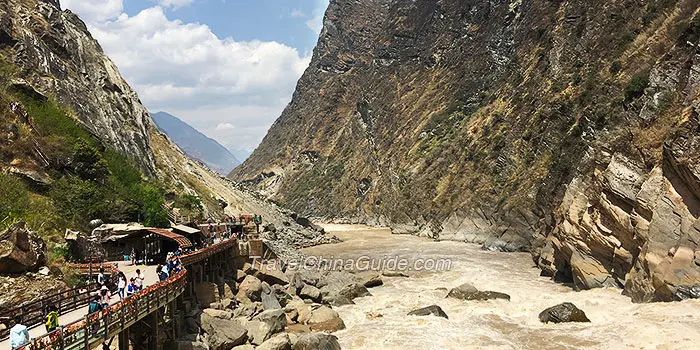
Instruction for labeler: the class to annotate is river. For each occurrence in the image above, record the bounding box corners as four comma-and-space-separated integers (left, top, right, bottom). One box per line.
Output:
302, 224, 700, 350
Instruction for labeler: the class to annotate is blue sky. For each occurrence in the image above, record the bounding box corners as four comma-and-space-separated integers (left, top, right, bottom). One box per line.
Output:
60, 0, 329, 160
121, 0, 325, 54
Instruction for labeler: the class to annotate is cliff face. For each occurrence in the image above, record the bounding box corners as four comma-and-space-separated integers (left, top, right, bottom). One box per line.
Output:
232, 0, 700, 301
0, 0, 331, 258
0, 0, 156, 173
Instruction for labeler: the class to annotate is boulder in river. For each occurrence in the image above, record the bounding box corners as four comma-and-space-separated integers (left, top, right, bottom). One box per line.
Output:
293, 333, 341, 350
307, 305, 346, 332
355, 271, 383, 288
408, 305, 448, 319
446, 283, 510, 301
0, 222, 46, 274
200, 313, 248, 350
538, 302, 591, 324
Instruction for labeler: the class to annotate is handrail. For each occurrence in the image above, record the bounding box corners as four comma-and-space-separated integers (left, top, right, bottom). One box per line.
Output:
180, 238, 238, 266
11, 238, 237, 350
0, 264, 119, 339
17, 271, 188, 350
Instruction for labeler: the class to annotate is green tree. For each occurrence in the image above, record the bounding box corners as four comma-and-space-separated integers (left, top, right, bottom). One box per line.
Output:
72, 140, 109, 181
136, 184, 170, 228
49, 175, 106, 225
0, 173, 30, 229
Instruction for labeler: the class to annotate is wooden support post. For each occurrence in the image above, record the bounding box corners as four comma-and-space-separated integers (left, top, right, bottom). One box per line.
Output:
118, 328, 130, 350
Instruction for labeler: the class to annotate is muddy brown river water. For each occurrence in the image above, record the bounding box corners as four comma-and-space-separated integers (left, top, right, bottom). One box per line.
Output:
302, 224, 700, 350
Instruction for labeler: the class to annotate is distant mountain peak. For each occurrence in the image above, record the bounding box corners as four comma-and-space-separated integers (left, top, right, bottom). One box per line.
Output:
152, 111, 240, 175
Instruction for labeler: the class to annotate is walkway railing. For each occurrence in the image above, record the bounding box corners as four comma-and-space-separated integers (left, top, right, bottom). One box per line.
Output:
13, 238, 238, 350
180, 238, 238, 266
0, 264, 118, 340
16, 271, 187, 350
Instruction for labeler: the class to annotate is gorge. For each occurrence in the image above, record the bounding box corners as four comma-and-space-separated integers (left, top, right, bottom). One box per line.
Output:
0, 0, 699, 349
231, 0, 700, 304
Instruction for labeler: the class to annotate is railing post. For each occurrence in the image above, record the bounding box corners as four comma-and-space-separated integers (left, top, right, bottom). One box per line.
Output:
59, 326, 65, 350
83, 315, 89, 350
104, 307, 109, 341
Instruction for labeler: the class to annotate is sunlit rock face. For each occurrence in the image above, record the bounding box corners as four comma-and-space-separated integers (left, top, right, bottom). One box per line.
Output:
231, 0, 700, 301
1, 0, 156, 173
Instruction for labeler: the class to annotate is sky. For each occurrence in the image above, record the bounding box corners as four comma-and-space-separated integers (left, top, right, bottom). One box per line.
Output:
60, 0, 329, 160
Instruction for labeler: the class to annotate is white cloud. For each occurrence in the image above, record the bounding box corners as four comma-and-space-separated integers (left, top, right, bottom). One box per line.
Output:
61, 0, 313, 153
159, 0, 195, 9
216, 123, 235, 130
61, 0, 123, 22
306, 0, 329, 33
291, 9, 304, 18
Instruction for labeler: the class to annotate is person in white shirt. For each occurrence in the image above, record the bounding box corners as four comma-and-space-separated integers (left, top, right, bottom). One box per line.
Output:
134, 269, 145, 291
9, 316, 29, 349
97, 267, 105, 286
117, 272, 127, 300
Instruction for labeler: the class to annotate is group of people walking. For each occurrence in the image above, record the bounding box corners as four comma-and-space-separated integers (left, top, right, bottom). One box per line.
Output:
157, 253, 183, 282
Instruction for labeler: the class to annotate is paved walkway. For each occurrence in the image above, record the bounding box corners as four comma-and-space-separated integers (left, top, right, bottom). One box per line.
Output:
1, 263, 158, 349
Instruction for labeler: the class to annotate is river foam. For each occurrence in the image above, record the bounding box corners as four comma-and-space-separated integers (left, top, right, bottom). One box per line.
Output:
303, 225, 700, 350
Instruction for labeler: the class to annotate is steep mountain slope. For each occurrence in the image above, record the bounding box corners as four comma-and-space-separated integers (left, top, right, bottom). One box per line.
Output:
0, 0, 329, 255
232, 0, 700, 301
1, 0, 155, 173
152, 111, 241, 175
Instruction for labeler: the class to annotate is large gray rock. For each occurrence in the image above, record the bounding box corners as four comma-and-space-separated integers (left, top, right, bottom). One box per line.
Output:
200, 313, 248, 350
245, 320, 276, 346
292, 333, 341, 350
262, 292, 283, 310
0, 222, 46, 274
253, 310, 287, 334
287, 270, 322, 288
319, 273, 371, 304
307, 306, 346, 332
255, 264, 289, 286
257, 333, 292, 350
538, 303, 591, 324
299, 284, 322, 302
446, 283, 510, 301
237, 275, 263, 303
408, 305, 448, 319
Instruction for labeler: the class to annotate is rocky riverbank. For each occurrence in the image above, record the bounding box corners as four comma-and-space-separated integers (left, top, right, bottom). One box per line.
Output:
178, 258, 387, 350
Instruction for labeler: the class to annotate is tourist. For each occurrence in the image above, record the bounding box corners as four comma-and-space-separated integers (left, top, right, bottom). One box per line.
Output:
126, 278, 136, 298
129, 249, 136, 266
44, 304, 59, 333
88, 294, 103, 337
9, 316, 29, 349
117, 271, 127, 300
97, 267, 106, 286
134, 269, 144, 291
157, 264, 168, 282
100, 286, 111, 309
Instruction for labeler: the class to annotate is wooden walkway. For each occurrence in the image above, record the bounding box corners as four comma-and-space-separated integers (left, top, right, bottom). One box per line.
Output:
9, 238, 239, 350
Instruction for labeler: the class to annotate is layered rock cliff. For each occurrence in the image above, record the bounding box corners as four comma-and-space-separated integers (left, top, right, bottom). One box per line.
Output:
232, 0, 700, 301
0, 0, 330, 257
